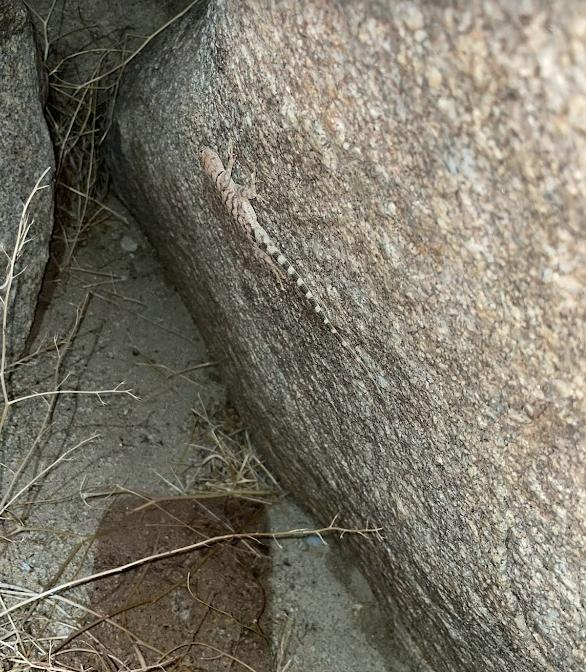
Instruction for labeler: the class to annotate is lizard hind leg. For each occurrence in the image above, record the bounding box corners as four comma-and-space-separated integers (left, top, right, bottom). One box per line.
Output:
258, 246, 286, 290
241, 166, 266, 205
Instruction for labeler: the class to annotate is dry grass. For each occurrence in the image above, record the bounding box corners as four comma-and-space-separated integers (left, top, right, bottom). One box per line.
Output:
26, 0, 128, 268
0, 174, 139, 668
0, 171, 135, 522
24, 0, 208, 268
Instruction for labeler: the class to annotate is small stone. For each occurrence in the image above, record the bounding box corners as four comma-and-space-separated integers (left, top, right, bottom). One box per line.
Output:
120, 234, 138, 253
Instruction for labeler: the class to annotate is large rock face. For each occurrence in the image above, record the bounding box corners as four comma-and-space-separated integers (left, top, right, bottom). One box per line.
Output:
107, 1, 585, 670
0, 1, 54, 362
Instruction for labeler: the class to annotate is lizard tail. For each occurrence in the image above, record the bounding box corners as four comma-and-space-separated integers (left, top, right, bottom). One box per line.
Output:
263, 245, 336, 332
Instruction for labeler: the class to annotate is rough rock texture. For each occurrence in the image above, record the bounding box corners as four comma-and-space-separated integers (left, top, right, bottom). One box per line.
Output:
0, 1, 54, 362
107, 1, 586, 670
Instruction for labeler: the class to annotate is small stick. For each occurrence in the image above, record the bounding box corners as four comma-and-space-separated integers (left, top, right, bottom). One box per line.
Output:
0, 523, 382, 618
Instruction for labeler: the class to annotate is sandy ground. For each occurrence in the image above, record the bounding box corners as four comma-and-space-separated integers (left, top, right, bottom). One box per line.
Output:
0, 202, 392, 670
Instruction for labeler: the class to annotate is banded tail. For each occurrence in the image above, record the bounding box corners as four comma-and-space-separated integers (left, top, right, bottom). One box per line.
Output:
253, 223, 340, 336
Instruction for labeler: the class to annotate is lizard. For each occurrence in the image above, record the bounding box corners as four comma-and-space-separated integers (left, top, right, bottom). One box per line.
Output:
199, 145, 379, 388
